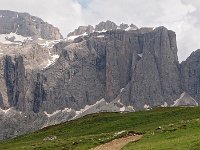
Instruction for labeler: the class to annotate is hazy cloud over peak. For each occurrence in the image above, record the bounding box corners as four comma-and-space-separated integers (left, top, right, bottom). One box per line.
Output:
0, 0, 199, 61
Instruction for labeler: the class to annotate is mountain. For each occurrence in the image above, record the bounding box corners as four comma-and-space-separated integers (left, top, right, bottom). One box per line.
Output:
67, 20, 138, 40
0, 10, 63, 40
0, 10, 200, 140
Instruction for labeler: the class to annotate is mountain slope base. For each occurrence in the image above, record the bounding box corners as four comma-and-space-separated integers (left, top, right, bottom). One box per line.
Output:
1, 107, 200, 150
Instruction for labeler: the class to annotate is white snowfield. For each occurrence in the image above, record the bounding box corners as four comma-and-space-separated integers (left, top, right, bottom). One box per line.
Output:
0, 32, 32, 45
44, 51, 59, 68
125, 26, 137, 31
38, 38, 65, 48
67, 32, 88, 41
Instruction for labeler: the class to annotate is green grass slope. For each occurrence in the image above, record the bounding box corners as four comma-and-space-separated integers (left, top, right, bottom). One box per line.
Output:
1, 107, 200, 150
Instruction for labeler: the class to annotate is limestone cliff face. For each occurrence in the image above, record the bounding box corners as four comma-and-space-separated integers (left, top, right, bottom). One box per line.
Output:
181, 49, 200, 102
0, 10, 63, 40
124, 27, 182, 109
37, 27, 182, 113
3, 56, 25, 109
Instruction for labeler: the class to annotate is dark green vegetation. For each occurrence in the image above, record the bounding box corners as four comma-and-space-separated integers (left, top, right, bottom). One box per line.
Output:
1, 107, 200, 150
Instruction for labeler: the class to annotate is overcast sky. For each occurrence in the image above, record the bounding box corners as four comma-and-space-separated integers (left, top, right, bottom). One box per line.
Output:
0, 0, 199, 61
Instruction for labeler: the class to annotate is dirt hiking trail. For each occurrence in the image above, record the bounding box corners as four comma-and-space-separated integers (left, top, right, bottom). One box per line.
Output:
91, 134, 142, 150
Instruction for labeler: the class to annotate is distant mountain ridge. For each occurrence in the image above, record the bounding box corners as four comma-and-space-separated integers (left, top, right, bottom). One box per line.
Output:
0, 10, 63, 40
67, 20, 138, 39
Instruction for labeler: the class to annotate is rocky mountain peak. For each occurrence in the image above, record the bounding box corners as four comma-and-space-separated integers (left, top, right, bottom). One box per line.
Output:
95, 20, 118, 31
0, 10, 63, 40
67, 20, 138, 39
67, 25, 94, 37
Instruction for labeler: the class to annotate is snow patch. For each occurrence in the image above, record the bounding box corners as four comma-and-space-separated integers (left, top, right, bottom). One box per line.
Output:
125, 27, 132, 31
0, 108, 12, 114
144, 104, 151, 110
39, 39, 64, 48
62, 108, 72, 113
44, 107, 72, 118
118, 99, 124, 105
95, 29, 107, 33
97, 35, 104, 38
138, 53, 143, 58
161, 102, 168, 107
75, 98, 105, 116
173, 92, 198, 106
67, 32, 87, 41
44, 50, 59, 68
127, 106, 135, 111
120, 106, 125, 112
0, 32, 32, 45
44, 110, 61, 118
125, 26, 137, 31
173, 92, 185, 106
120, 88, 124, 93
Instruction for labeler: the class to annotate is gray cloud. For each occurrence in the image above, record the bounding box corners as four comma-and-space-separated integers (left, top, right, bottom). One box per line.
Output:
0, 0, 199, 61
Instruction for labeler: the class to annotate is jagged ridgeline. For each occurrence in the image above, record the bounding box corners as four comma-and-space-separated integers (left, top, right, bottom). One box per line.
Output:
0, 10, 199, 140
0, 10, 62, 40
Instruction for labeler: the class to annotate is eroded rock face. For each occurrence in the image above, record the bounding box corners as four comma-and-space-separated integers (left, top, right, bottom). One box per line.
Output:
3, 56, 25, 109
67, 20, 138, 38
0, 10, 63, 40
126, 27, 182, 109
39, 27, 182, 114
181, 49, 200, 102
68, 25, 94, 37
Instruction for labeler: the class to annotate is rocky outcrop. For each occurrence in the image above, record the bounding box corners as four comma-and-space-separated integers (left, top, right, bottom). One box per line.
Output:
68, 25, 94, 37
67, 20, 138, 39
181, 49, 200, 102
0, 10, 63, 40
95, 20, 118, 31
